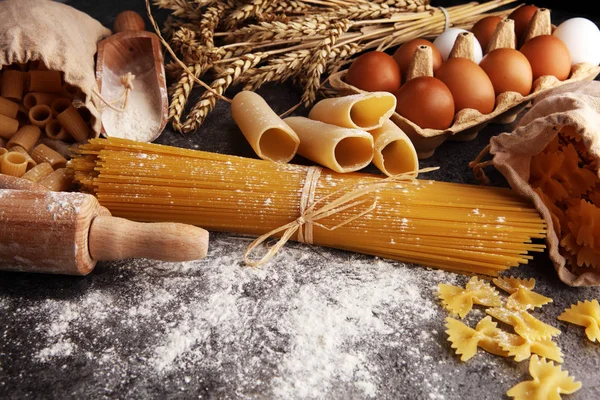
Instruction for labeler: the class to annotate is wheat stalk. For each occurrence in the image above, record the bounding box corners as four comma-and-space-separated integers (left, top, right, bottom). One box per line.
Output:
225, 0, 276, 29
241, 49, 312, 91
182, 53, 265, 133
231, 17, 332, 42
301, 19, 350, 107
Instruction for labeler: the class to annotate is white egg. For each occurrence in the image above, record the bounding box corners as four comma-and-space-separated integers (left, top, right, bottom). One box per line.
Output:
553, 17, 600, 66
433, 27, 483, 64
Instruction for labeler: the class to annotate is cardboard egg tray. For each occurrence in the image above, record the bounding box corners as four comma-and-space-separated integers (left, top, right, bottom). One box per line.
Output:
328, 63, 600, 159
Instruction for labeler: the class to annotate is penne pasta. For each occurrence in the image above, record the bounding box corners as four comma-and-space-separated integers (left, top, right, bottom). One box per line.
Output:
44, 119, 70, 140
56, 104, 90, 142
308, 92, 396, 131
283, 116, 374, 173
369, 119, 419, 177
0, 151, 28, 177
28, 70, 63, 93
28, 104, 52, 128
7, 125, 42, 152
0, 114, 19, 139
39, 167, 73, 192
10, 145, 38, 170
21, 162, 54, 183
30, 143, 68, 168
0, 97, 19, 119
1, 70, 27, 101
231, 91, 300, 163
50, 97, 72, 117
23, 92, 58, 110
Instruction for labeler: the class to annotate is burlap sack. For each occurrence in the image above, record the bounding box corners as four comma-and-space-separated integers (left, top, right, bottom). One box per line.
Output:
472, 80, 600, 286
0, 0, 111, 137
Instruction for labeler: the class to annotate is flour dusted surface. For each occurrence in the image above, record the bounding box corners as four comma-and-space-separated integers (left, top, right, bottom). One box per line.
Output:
3, 233, 596, 399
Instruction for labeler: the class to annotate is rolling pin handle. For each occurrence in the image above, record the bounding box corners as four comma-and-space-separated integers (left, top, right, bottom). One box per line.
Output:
88, 215, 209, 262
113, 10, 146, 33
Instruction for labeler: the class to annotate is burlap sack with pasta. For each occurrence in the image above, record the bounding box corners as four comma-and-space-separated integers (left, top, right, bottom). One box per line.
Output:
472, 80, 600, 286
0, 0, 110, 137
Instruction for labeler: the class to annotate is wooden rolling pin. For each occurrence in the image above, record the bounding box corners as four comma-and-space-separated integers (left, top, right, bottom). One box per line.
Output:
0, 189, 209, 275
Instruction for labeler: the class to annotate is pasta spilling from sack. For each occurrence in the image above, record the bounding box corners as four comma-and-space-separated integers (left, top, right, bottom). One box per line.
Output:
69, 137, 547, 276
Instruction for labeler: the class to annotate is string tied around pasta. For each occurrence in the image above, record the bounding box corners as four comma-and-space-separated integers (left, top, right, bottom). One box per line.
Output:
243, 165, 440, 267
91, 72, 136, 112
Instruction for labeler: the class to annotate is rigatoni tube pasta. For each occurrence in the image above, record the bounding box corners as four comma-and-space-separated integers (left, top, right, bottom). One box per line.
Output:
31, 144, 67, 169
0, 97, 19, 119
7, 125, 42, 152
369, 119, 419, 178
21, 162, 54, 183
28, 70, 63, 93
0, 152, 28, 177
308, 91, 396, 131
9, 145, 37, 170
0, 114, 19, 139
231, 91, 299, 163
284, 116, 374, 173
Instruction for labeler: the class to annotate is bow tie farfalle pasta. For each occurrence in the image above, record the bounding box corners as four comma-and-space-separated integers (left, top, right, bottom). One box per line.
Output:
436, 275, 578, 397
492, 276, 553, 311
528, 125, 600, 273
506, 355, 581, 400
485, 307, 561, 342
445, 316, 507, 361
494, 331, 563, 363
437, 276, 502, 318
558, 299, 600, 343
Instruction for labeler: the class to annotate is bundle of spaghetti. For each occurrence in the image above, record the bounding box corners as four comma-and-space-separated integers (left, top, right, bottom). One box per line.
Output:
69, 138, 546, 276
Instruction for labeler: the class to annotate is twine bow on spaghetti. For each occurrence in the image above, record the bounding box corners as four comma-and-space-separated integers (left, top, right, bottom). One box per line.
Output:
243, 166, 439, 267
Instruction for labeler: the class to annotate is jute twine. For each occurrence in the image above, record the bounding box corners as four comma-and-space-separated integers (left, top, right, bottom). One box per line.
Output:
244, 165, 439, 267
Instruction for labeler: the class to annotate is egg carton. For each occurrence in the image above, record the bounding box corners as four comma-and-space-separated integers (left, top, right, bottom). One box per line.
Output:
327, 9, 600, 159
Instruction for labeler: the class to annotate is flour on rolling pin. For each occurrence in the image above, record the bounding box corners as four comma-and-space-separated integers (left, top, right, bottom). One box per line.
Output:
0, 190, 94, 275
0, 189, 209, 275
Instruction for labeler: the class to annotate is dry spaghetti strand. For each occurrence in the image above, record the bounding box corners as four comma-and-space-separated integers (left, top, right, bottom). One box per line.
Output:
69, 137, 546, 276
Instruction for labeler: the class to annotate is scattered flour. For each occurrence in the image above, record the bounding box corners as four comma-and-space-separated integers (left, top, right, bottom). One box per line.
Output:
3, 233, 506, 399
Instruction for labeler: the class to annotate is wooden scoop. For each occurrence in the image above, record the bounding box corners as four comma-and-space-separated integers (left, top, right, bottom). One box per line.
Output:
0, 188, 209, 275
96, 11, 168, 142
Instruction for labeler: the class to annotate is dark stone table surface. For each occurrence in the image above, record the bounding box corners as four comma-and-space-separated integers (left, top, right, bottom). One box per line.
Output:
1, 1, 599, 399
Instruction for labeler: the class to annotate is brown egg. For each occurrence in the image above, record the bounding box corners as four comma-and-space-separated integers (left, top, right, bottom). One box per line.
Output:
508, 4, 539, 46
346, 51, 401, 93
471, 15, 504, 53
434, 57, 496, 114
479, 48, 533, 96
519, 35, 571, 81
392, 38, 443, 78
394, 76, 455, 130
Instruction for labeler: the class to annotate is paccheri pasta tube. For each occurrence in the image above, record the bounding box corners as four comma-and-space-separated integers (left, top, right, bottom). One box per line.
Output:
369, 119, 419, 178
284, 116, 374, 173
28, 104, 52, 128
231, 91, 300, 163
308, 91, 396, 131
